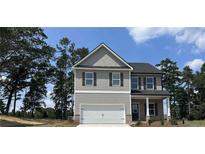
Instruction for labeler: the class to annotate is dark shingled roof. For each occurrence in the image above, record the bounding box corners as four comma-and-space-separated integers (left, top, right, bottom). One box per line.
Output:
128, 63, 162, 74
131, 90, 170, 96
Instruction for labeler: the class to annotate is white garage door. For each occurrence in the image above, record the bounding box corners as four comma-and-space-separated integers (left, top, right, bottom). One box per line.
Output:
80, 104, 125, 124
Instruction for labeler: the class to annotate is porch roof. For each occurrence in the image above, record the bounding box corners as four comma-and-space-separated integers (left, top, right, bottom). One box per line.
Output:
131, 90, 170, 96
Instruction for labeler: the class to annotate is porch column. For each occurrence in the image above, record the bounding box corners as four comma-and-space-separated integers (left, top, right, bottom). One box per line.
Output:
167, 97, 171, 121
146, 97, 150, 121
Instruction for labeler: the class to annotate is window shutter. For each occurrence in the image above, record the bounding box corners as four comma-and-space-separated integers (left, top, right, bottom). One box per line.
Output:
154, 77, 157, 90
143, 77, 146, 90
144, 103, 146, 116
82, 72, 85, 86
155, 103, 158, 116
138, 77, 141, 90
109, 73, 112, 86
161, 77, 163, 90
120, 73, 123, 86
94, 72, 97, 86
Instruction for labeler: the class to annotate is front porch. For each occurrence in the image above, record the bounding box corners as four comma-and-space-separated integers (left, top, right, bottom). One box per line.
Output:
131, 95, 171, 122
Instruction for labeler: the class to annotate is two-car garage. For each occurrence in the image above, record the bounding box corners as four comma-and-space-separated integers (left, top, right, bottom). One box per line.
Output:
74, 93, 131, 124
80, 104, 126, 124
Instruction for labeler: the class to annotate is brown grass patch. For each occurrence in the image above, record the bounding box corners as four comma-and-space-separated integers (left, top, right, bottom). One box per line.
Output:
0, 115, 79, 127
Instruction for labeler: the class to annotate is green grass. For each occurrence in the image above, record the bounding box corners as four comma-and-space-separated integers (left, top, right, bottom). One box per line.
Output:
182, 120, 205, 127
131, 119, 205, 127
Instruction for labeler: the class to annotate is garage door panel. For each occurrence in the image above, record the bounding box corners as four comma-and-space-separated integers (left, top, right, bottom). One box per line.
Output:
80, 104, 125, 124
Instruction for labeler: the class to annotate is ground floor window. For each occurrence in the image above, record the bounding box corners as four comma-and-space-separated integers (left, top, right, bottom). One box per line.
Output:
149, 103, 155, 116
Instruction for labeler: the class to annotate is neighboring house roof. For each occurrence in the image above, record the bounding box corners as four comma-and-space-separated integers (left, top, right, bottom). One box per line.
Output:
73, 43, 133, 70
131, 90, 170, 96
128, 63, 162, 74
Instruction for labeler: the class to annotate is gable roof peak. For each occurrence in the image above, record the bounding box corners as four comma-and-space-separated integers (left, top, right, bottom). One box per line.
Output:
73, 43, 133, 70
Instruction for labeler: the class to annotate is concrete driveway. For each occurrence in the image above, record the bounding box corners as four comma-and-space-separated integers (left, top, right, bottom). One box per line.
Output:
77, 124, 130, 127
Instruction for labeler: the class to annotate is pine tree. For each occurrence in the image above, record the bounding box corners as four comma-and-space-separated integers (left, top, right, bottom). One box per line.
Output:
0, 28, 54, 114
182, 66, 194, 116
191, 63, 205, 119
52, 37, 88, 119
156, 58, 181, 118
22, 72, 47, 117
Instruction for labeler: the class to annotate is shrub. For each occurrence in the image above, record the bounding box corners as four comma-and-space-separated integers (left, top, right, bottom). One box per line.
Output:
15, 111, 24, 117
182, 118, 185, 124
135, 121, 141, 126
34, 108, 47, 119
34, 110, 44, 119
160, 118, 164, 125
148, 119, 155, 126
189, 109, 201, 120
170, 118, 178, 125
0, 100, 5, 114
46, 108, 56, 119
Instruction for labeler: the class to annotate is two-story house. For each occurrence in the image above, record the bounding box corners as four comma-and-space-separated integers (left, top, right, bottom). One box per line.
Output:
73, 43, 171, 124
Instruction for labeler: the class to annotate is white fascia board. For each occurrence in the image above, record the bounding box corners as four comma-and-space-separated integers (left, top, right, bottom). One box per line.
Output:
73, 67, 132, 71
131, 95, 167, 99
75, 90, 130, 94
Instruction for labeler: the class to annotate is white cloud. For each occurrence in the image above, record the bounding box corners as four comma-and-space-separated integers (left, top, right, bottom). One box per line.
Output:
0, 75, 6, 81
185, 59, 204, 71
177, 49, 182, 55
47, 90, 52, 97
127, 27, 205, 53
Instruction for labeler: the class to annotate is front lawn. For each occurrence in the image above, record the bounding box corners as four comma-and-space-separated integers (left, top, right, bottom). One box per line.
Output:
131, 120, 205, 127
182, 120, 205, 127
0, 115, 79, 127
2, 115, 205, 127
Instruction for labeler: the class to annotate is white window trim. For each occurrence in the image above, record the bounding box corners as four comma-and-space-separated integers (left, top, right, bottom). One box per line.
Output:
85, 72, 94, 86
146, 77, 154, 90
131, 76, 139, 90
149, 103, 155, 116
112, 72, 120, 86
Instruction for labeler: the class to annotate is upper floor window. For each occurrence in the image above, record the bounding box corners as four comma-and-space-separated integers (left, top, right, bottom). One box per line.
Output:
131, 77, 138, 90
112, 72, 120, 86
146, 77, 154, 89
85, 72, 94, 86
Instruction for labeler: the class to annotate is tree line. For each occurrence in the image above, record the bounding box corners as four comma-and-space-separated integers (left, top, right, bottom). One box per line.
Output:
0, 27, 88, 119
0, 27, 205, 120
156, 59, 205, 120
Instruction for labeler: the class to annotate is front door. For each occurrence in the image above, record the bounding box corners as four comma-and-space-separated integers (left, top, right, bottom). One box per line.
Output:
132, 104, 139, 121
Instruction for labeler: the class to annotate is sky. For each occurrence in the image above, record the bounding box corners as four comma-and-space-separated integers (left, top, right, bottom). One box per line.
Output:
15, 27, 205, 110
44, 27, 205, 72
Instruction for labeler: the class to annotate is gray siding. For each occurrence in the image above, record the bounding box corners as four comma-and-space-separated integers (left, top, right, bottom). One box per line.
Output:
75, 93, 131, 115
80, 46, 126, 67
75, 69, 130, 91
